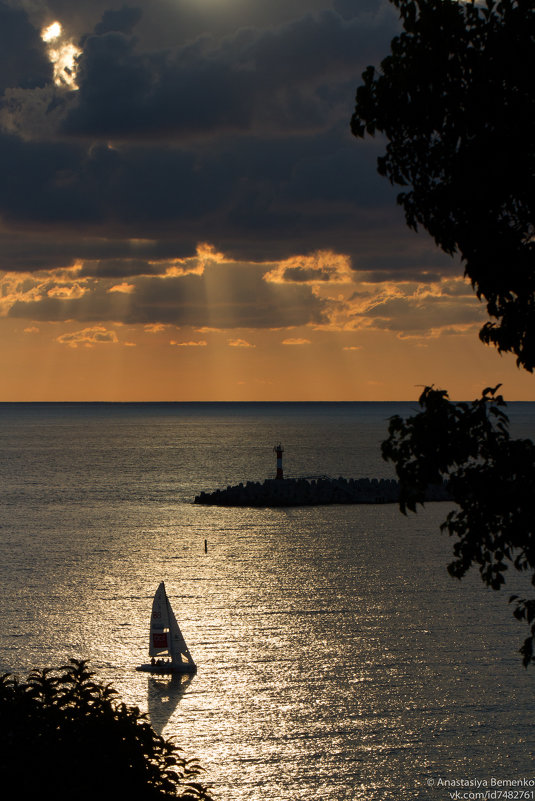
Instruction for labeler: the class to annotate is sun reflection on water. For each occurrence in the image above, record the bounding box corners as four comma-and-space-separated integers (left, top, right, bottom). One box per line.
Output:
1, 405, 534, 799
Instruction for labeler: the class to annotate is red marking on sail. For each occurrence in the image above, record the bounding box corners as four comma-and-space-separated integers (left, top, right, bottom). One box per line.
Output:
152, 632, 168, 648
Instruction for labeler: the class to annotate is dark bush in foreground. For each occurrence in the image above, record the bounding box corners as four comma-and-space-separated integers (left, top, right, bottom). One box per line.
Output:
0, 659, 213, 801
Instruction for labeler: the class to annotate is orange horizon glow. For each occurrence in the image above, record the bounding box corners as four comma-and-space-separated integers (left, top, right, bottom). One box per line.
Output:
1, 246, 533, 402
1, 315, 534, 402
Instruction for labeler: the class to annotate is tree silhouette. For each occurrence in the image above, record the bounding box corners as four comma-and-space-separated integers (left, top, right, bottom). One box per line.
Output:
382, 385, 535, 665
352, 0, 535, 664
0, 659, 213, 800
352, 0, 535, 370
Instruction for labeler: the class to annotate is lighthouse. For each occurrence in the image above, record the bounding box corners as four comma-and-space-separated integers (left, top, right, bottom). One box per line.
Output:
273, 443, 284, 479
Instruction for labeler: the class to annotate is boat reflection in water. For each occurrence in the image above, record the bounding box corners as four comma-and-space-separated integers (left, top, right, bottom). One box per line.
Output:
147, 672, 194, 735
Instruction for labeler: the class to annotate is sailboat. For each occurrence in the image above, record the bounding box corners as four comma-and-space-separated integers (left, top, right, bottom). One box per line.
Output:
136, 582, 197, 674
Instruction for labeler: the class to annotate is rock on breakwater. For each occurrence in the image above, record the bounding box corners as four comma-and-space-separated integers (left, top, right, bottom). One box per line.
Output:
194, 476, 450, 508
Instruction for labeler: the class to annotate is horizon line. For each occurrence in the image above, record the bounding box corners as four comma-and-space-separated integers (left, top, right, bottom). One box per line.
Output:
1, 398, 534, 404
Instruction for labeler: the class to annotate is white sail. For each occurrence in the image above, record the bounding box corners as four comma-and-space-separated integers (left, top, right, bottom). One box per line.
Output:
168, 601, 196, 668
149, 581, 171, 657
145, 582, 196, 672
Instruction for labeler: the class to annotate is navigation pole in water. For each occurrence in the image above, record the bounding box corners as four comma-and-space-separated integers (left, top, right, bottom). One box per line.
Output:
274, 443, 284, 479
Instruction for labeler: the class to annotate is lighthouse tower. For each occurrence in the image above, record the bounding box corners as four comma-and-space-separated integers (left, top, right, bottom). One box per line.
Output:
273, 443, 284, 480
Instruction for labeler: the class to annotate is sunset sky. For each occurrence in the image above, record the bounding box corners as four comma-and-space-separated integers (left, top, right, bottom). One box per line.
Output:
1, 0, 533, 401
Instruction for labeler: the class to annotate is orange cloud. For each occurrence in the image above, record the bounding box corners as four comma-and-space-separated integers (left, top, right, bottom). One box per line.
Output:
265, 250, 353, 285
316, 275, 485, 336
170, 339, 207, 347
228, 338, 255, 348
108, 282, 135, 294
144, 323, 167, 333
159, 243, 225, 277
56, 326, 119, 348
46, 284, 87, 300
0, 269, 89, 315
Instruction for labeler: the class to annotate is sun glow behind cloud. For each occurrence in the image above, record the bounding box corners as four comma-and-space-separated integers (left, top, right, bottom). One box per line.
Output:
41, 21, 81, 89
42, 22, 62, 43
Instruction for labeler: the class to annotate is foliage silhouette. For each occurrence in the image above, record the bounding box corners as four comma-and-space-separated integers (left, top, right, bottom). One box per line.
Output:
352, 0, 535, 663
382, 386, 535, 665
0, 659, 213, 800
351, 0, 535, 370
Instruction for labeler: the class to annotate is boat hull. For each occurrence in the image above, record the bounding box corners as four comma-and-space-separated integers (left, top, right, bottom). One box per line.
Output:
136, 663, 197, 675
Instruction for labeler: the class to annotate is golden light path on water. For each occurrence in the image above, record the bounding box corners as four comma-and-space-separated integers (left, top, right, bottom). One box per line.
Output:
18, 501, 533, 800
1, 404, 534, 800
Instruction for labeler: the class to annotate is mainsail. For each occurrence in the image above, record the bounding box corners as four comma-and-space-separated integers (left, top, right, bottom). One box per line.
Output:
148, 582, 195, 670
149, 582, 170, 656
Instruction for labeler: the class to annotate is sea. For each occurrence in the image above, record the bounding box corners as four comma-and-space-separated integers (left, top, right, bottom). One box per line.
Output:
1, 401, 534, 800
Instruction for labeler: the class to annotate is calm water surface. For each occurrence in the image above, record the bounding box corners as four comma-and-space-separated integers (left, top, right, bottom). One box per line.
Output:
1, 402, 534, 800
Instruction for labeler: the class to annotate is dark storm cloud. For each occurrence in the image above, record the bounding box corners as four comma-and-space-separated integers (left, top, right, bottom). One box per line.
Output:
7, 262, 327, 328
333, 0, 381, 19
1, 0, 454, 301
353, 248, 459, 282
0, 233, 194, 273
0, 1, 51, 93
42, 1, 373, 49
0, 133, 223, 227
0, 117, 444, 282
62, 6, 399, 139
0, 2, 401, 263
357, 269, 446, 284
0, 134, 103, 224
360, 294, 486, 334
0, 124, 397, 258
93, 5, 143, 35
280, 266, 335, 283
77, 258, 165, 278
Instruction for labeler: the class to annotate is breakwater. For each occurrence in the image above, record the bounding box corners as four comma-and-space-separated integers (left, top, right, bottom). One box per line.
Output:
194, 476, 450, 507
